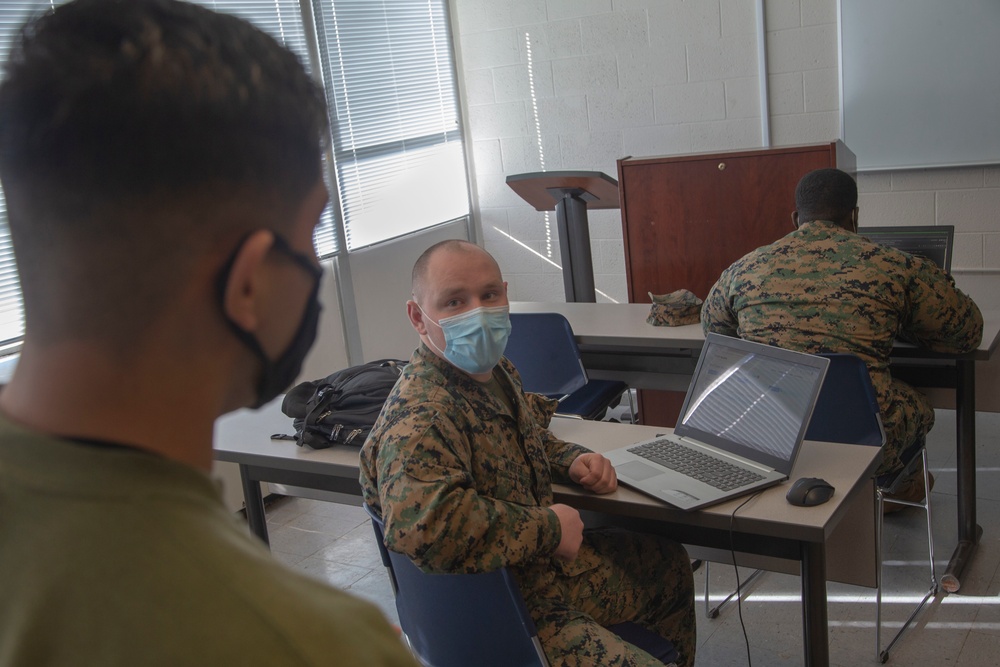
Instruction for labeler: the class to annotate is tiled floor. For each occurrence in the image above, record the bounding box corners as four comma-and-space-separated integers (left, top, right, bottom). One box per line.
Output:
255, 409, 1000, 666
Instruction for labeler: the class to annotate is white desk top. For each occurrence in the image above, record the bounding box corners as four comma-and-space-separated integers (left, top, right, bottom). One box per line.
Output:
511, 301, 1000, 360
213, 400, 879, 546
547, 417, 879, 544
214, 398, 363, 476
510, 301, 703, 350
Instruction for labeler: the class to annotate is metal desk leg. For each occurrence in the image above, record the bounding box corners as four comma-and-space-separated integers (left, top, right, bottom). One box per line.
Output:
942, 359, 982, 593
801, 541, 829, 666
239, 463, 270, 547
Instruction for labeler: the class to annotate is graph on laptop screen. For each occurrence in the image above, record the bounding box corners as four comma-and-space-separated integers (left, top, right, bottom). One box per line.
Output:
679, 344, 824, 461
859, 225, 954, 272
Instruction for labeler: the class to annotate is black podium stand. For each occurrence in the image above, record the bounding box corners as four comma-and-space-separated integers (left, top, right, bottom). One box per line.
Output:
506, 171, 620, 303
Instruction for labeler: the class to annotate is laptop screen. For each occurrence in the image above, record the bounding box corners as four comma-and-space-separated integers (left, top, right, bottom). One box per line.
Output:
674, 334, 829, 475
859, 225, 954, 272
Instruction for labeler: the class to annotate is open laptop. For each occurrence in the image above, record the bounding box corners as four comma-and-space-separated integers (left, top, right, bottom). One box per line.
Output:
605, 333, 830, 511
859, 225, 954, 273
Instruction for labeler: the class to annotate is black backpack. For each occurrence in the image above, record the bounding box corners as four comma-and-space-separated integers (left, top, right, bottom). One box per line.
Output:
277, 359, 406, 449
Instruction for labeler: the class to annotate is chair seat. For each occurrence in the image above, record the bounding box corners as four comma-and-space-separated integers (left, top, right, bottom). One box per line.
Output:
556, 379, 628, 420
505, 313, 632, 421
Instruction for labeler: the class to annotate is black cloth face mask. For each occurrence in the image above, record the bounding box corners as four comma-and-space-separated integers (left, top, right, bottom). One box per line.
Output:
218, 233, 323, 408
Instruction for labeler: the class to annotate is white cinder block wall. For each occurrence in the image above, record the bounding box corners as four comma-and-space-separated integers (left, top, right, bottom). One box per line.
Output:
452, 0, 1000, 310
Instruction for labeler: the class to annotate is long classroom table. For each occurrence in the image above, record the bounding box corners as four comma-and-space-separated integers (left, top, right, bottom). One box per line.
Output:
510, 301, 1000, 593
213, 401, 881, 667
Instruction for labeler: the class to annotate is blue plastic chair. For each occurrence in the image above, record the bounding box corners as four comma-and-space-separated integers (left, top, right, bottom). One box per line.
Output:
810, 354, 936, 663
705, 353, 935, 663
364, 503, 678, 666
803, 353, 886, 447
506, 312, 633, 421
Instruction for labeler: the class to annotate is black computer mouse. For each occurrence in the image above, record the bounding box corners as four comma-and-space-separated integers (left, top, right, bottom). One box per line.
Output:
786, 477, 835, 507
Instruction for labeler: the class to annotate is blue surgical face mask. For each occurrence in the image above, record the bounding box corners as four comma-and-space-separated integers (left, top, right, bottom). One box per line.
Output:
422, 305, 511, 375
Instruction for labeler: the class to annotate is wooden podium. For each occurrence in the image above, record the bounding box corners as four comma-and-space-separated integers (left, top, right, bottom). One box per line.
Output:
506, 171, 620, 302
616, 141, 856, 426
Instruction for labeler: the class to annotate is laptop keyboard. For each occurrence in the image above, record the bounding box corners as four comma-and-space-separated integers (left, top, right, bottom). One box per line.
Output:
628, 439, 766, 491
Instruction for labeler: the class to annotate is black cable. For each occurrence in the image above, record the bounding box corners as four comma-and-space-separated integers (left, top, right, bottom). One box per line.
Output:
729, 491, 763, 667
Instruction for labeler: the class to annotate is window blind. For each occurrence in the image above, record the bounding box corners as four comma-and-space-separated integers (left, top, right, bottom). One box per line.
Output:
312, 0, 469, 250
0, 2, 54, 349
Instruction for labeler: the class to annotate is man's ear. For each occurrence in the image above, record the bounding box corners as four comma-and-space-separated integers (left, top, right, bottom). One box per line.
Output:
221, 230, 275, 332
851, 207, 860, 233
791, 211, 800, 229
406, 300, 428, 336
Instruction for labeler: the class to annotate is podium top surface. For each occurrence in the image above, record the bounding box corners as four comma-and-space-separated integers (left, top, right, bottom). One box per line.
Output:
506, 170, 620, 211
616, 140, 853, 168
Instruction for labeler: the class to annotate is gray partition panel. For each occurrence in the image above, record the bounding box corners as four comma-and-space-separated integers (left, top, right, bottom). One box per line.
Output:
839, 0, 1000, 171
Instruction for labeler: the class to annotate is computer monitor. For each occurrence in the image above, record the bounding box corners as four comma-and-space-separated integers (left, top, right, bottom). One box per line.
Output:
858, 225, 954, 273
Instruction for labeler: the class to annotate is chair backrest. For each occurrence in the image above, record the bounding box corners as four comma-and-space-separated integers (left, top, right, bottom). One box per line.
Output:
804, 353, 886, 447
505, 312, 588, 398
363, 503, 549, 667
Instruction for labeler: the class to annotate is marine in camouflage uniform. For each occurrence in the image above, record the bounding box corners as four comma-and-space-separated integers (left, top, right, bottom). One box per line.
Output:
364, 239, 696, 665
360, 345, 696, 667
701, 172, 983, 476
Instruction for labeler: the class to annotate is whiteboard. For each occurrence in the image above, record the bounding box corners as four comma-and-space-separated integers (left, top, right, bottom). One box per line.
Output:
839, 0, 1000, 172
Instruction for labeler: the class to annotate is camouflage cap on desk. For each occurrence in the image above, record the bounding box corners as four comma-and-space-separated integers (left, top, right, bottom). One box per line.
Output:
647, 289, 703, 326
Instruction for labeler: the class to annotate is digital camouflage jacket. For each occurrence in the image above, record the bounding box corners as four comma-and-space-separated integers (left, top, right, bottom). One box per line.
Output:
701, 219, 983, 473
359, 345, 592, 586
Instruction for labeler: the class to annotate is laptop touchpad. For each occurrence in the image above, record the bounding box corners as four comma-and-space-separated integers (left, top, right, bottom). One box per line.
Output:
616, 461, 665, 482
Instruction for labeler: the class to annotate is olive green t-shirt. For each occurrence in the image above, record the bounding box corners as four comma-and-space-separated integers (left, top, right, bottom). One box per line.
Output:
0, 414, 418, 667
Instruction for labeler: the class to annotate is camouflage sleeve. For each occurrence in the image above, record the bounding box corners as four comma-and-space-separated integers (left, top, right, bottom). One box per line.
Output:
523, 390, 558, 427
510, 362, 591, 483
538, 428, 591, 484
701, 270, 740, 336
374, 408, 562, 574
899, 257, 984, 354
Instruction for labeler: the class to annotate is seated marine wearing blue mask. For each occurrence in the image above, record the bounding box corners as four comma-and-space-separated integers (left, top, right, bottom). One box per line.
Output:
359, 239, 697, 667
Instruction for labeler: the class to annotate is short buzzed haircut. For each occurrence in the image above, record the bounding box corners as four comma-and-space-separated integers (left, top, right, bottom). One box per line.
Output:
411, 240, 495, 304
794, 168, 858, 225
0, 0, 328, 343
